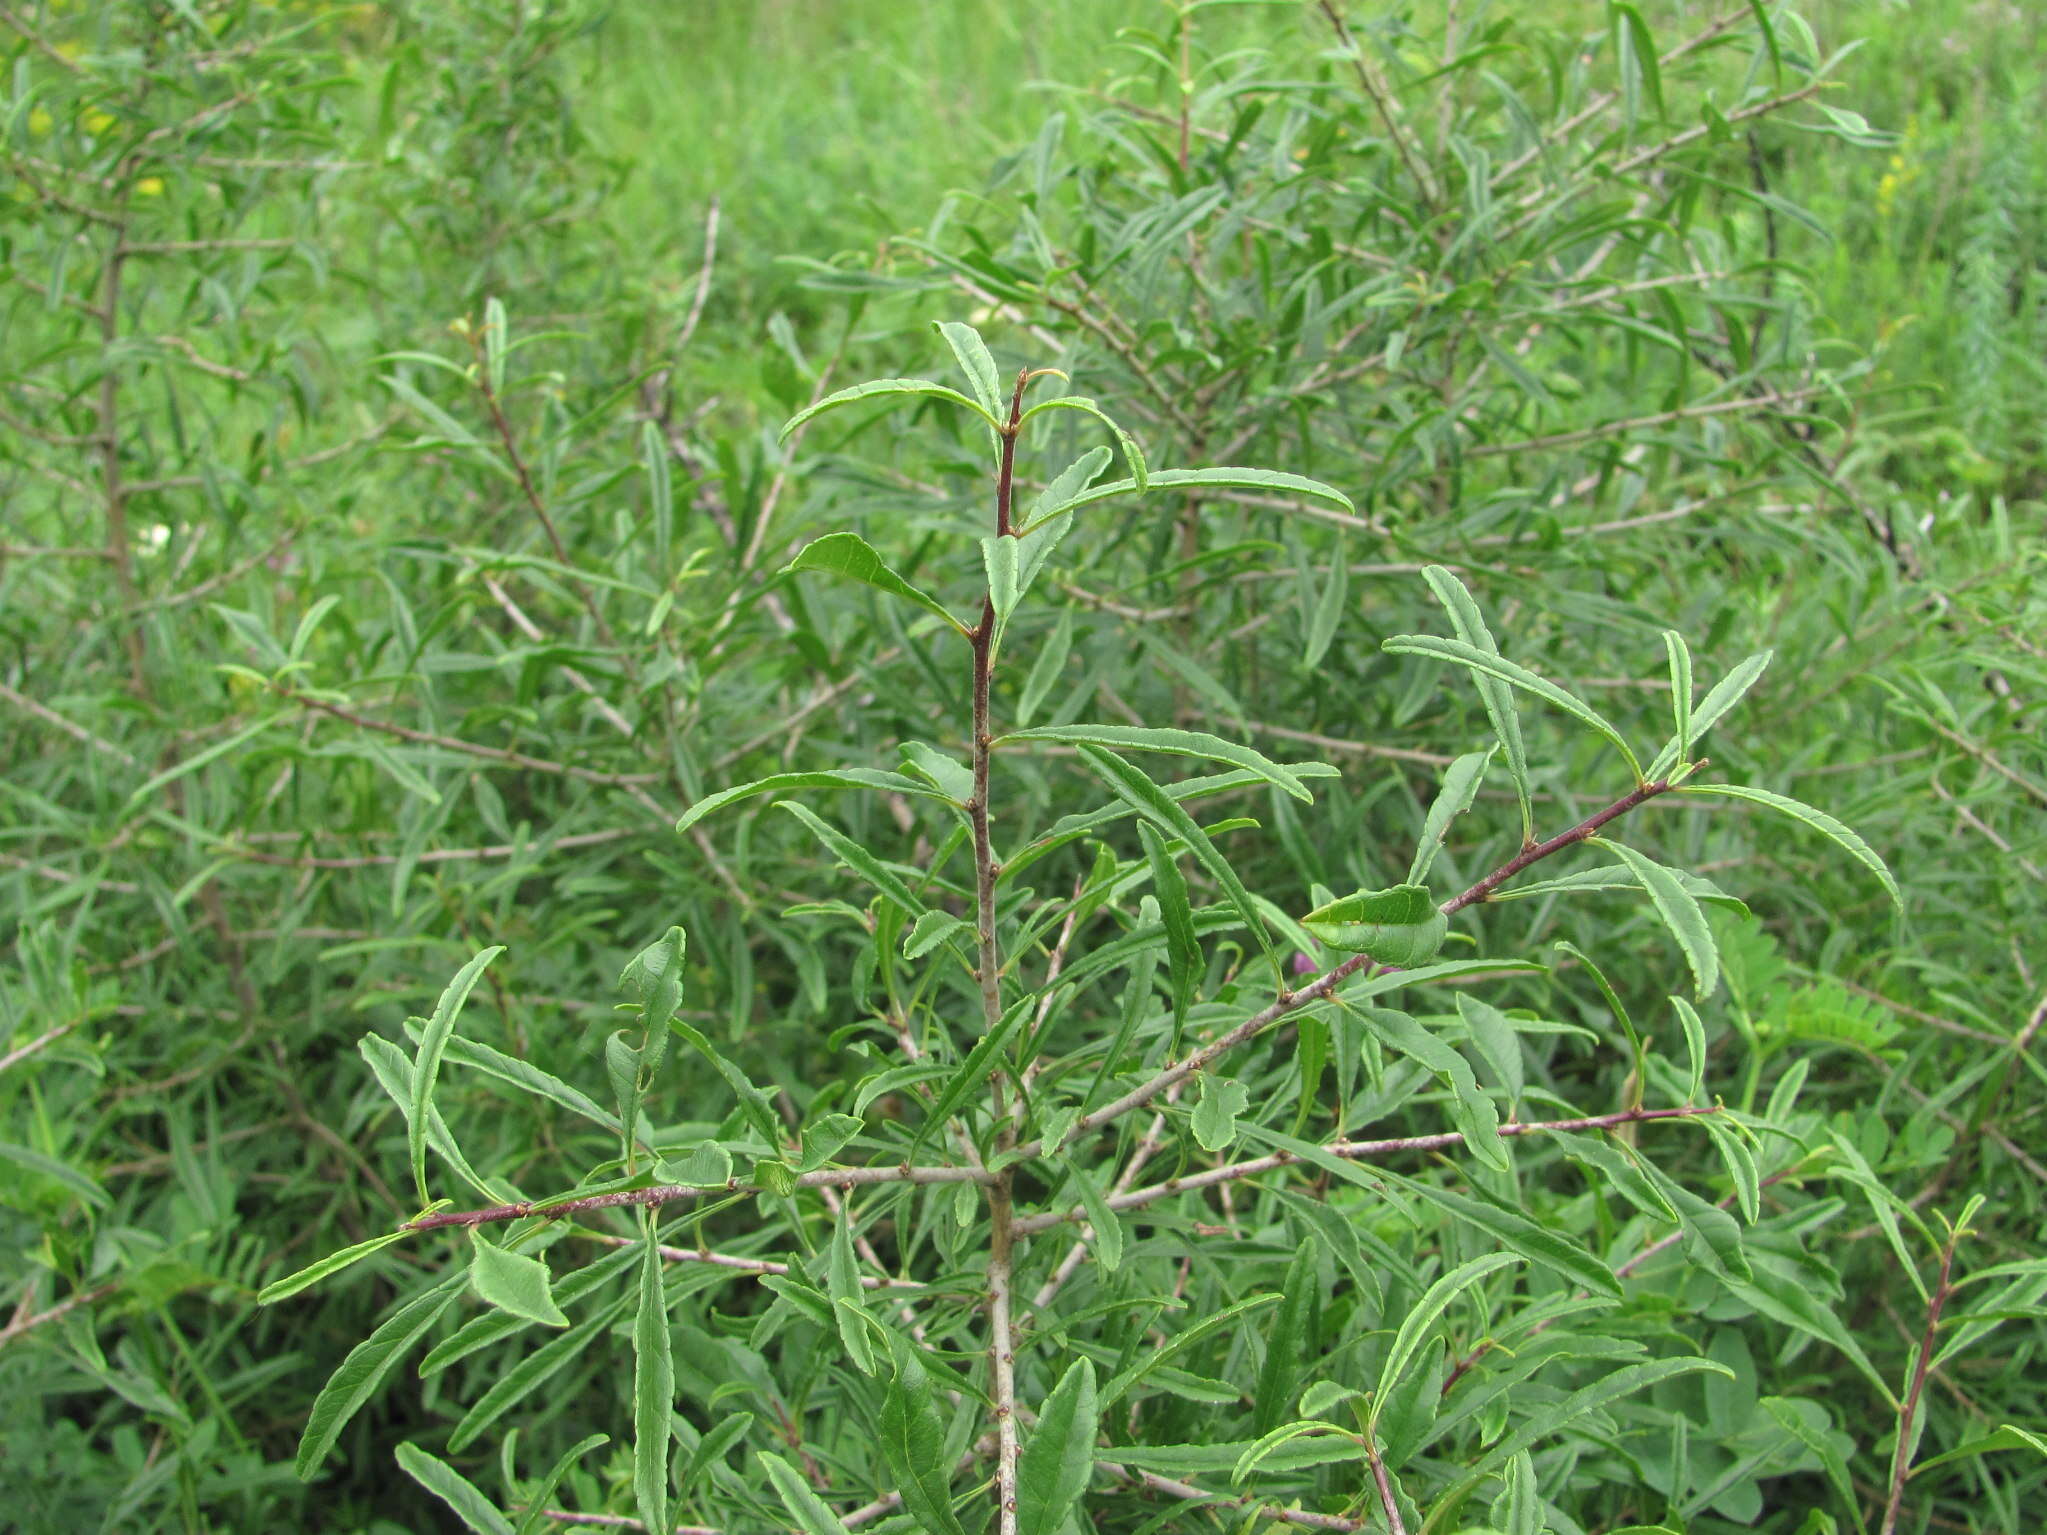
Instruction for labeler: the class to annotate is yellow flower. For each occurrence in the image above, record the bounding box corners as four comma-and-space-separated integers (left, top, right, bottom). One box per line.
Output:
28, 108, 53, 136
136, 177, 164, 197
84, 108, 114, 134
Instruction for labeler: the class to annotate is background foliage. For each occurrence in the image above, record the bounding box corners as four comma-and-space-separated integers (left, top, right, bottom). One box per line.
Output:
2, 1, 2042, 1531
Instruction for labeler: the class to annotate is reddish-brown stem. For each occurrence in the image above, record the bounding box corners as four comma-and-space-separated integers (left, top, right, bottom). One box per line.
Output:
976, 365, 1033, 1535
403, 1162, 986, 1232
1013, 1105, 1720, 1236
1015, 776, 1681, 1160
1367, 1431, 1409, 1534
1882, 1227, 1964, 1535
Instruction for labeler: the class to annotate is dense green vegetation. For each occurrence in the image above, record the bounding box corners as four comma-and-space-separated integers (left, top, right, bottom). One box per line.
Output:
3, 2, 2042, 1532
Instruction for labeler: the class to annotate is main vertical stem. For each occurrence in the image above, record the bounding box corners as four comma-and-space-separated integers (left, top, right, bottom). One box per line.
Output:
977, 369, 1030, 1535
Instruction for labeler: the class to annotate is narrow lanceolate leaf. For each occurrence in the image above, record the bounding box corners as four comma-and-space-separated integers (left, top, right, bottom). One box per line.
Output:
1594, 839, 1718, 999
876, 1335, 967, 1535
775, 801, 929, 922
1688, 650, 1773, 743
1358, 1007, 1507, 1171
1074, 744, 1280, 976
1016, 397, 1149, 493
1017, 1357, 1099, 1535
909, 995, 1029, 1158
1246, 1130, 1621, 1299
1383, 634, 1643, 781
1409, 747, 1494, 885
1252, 1241, 1317, 1436
1663, 631, 1693, 764
759, 1450, 855, 1535
1302, 884, 1449, 967
676, 768, 937, 834
1066, 1157, 1124, 1272
447, 1297, 628, 1452
933, 319, 1003, 419
633, 1232, 675, 1535
296, 1274, 464, 1478
394, 1442, 515, 1535
1675, 782, 1900, 904
259, 1227, 416, 1304
1374, 1252, 1524, 1432
778, 376, 997, 439
410, 946, 505, 1207
468, 1232, 569, 1328
1303, 545, 1348, 670
441, 1035, 624, 1138
827, 1210, 875, 1374
1421, 566, 1531, 840
782, 531, 968, 636
513, 1434, 610, 1535
1053, 464, 1354, 524
1001, 723, 1327, 803
1137, 821, 1200, 1034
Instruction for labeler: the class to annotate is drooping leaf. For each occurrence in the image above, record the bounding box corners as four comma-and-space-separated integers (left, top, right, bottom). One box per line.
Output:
1675, 782, 1899, 903
1002, 723, 1327, 802
1065, 1156, 1125, 1273
759, 1450, 855, 1535
782, 531, 968, 636
1384, 634, 1642, 781
778, 377, 997, 439
296, 1275, 465, 1478
394, 1442, 515, 1535
409, 946, 505, 1206
675, 768, 939, 834
1594, 839, 1718, 999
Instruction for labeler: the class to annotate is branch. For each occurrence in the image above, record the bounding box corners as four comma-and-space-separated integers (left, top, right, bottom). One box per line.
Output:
1022, 777, 1682, 1156
1014, 1105, 1721, 1236
1882, 1225, 1965, 1535
404, 1163, 989, 1232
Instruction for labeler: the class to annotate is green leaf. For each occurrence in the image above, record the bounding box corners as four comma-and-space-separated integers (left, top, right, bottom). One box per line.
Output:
827, 1211, 875, 1374
1688, 651, 1773, 745
1073, 743, 1279, 976
259, 1227, 418, 1304
1912, 1423, 2047, 1474
423, 1243, 642, 1376
394, 1442, 515, 1535
1302, 884, 1449, 967
1191, 1075, 1251, 1153
1358, 1007, 1507, 1171
469, 1233, 569, 1328
1017, 1357, 1098, 1535
1675, 782, 1900, 904
933, 320, 1004, 419
676, 768, 938, 834
447, 1297, 628, 1453
1052, 465, 1353, 524
1663, 630, 1693, 766
1486, 863, 1748, 915
759, 1450, 854, 1535
1612, 4, 1665, 121
909, 996, 1030, 1158
1593, 840, 1718, 999
1100, 1294, 1282, 1407
1245, 1129, 1621, 1299
633, 1233, 674, 1535
1001, 723, 1327, 803
514, 1434, 610, 1535
1374, 1253, 1522, 1434
903, 910, 971, 961
1066, 1156, 1125, 1272
1698, 1114, 1760, 1223
1421, 566, 1532, 841
0, 1140, 108, 1209
779, 377, 997, 439
876, 1335, 967, 1535
1384, 634, 1642, 781
776, 800, 929, 923
1015, 398, 1148, 494
1303, 545, 1348, 669
782, 532, 968, 636
1758, 1397, 1859, 1520
410, 946, 505, 1207
1409, 748, 1494, 885
441, 1036, 624, 1139
296, 1274, 464, 1478
1137, 821, 1201, 1036
1252, 1240, 1318, 1435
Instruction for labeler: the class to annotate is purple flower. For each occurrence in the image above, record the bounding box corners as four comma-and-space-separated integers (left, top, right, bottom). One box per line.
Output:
1291, 950, 1321, 977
